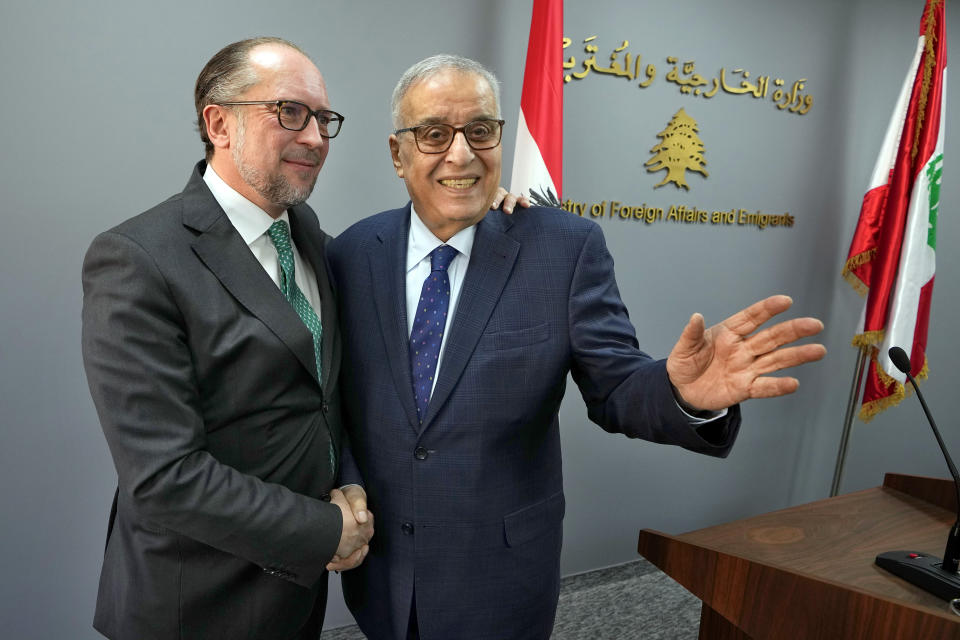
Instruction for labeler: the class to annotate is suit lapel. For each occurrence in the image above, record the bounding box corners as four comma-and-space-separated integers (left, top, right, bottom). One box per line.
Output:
368, 207, 421, 433
182, 164, 322, 388
289, 206, 339, 393
421, 214, 520, 432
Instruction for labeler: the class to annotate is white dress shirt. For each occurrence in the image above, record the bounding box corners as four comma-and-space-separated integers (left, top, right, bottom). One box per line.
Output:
405, 207, 475, 399
203, 165, 322, 316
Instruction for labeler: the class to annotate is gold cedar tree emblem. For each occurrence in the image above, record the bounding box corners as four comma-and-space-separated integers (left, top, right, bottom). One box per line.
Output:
645, 107, 708, 190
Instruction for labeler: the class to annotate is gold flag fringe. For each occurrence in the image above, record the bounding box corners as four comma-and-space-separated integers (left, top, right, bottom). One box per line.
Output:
841, 249, 876, 297
858, 384, 905, 422
913, 0, 941, 161
857, 353, 929, 422
851, 330, 885, 349
842, 271, 869, 297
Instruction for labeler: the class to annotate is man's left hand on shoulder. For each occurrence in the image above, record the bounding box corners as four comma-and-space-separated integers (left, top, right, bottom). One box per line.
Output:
667, 294, 826, 412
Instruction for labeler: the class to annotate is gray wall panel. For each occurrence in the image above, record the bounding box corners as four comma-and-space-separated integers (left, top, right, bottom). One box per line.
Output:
1, 0, 956, 636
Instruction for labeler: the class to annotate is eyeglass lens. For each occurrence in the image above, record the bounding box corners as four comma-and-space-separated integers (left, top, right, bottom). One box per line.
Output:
278, 102, 341, 137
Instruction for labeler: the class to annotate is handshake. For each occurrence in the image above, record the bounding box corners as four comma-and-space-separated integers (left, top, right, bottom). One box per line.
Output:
327, 485, 375, 572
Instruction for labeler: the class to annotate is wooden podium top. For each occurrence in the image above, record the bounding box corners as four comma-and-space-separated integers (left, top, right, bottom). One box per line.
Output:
638, 474, 960, 639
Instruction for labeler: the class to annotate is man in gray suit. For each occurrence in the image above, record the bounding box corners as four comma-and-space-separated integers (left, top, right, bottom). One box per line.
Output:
81, 37, 374, 639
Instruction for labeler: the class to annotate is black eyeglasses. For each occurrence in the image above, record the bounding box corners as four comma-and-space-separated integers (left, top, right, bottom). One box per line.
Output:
394, 119, 505, 154
218, 100, 345, 138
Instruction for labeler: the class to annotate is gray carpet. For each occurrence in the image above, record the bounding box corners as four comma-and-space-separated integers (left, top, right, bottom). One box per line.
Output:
321, 559, 700, 639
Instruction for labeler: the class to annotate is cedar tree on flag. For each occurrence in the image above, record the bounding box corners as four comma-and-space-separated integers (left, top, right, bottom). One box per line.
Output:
842, 0, 946, 421
510, 0, 563, 207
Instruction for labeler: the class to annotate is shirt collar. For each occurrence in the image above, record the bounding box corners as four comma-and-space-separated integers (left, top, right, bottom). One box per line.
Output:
203, 164, 290, 246
406, 204, 476, 273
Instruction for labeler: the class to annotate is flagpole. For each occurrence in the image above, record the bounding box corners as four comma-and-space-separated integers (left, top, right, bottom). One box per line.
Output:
830, 347, 868, 496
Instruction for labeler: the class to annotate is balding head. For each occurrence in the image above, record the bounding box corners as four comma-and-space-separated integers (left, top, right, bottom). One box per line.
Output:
196, 38, 333, 217
194, 37, 311, 160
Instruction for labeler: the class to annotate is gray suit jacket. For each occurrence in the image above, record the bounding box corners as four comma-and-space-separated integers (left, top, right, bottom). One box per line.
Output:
82, 162, 343, 640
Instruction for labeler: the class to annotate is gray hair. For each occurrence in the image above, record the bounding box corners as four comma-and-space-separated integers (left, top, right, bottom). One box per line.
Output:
194, 37, 309, 160
391, 54, 501, 128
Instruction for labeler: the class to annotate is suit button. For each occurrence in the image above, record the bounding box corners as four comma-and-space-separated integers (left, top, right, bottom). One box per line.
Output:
320, 493, 331, 502
414, 446, 428, 460
322, 403, 329, 413
401, 522, 414, 535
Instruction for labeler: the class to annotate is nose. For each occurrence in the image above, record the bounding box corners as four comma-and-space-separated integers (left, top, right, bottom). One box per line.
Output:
444, 130, 475, 164
296, 114, 327, 149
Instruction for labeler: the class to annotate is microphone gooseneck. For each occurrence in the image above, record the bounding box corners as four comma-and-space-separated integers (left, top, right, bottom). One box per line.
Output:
887, 346, 960, 528
877, 347, 960, 584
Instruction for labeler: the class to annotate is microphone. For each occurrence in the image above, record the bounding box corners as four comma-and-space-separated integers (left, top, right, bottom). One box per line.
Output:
874, 346, 960, 600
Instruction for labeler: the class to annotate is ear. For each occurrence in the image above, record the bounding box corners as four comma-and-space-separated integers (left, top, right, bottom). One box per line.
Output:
388, 134, 404, 179
203, 104, 234, 152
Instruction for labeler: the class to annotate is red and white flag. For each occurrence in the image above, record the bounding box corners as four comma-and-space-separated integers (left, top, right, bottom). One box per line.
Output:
842, 0, 946, 421
510, 0, 563, 206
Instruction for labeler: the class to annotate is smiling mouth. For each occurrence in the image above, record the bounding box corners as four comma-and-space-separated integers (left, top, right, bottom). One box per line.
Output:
439, 178, 478, 189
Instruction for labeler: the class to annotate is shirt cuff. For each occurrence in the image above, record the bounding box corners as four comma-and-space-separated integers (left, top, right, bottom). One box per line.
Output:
679, 403, 728, 424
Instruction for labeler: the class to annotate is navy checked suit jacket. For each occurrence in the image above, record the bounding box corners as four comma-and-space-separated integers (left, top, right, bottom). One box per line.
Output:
328, 205, 741, 640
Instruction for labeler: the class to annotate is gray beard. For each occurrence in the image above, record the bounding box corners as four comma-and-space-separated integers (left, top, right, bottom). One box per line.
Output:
233, 117, 315, 209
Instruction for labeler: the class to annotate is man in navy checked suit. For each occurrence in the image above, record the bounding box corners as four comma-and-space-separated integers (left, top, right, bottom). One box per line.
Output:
328, 54, 825, 640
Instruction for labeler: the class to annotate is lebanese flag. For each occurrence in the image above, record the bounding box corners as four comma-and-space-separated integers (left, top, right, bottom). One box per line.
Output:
842, 0, 946, 421
509, 0, 563, 206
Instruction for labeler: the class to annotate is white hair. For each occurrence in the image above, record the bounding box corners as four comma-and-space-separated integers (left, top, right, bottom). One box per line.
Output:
391, 54, 501, 128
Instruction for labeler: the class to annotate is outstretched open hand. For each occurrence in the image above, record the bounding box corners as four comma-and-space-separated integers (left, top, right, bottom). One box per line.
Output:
666, 295, 826, 412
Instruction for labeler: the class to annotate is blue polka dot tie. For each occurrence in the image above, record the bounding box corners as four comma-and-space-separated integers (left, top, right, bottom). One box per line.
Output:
267, 220, 323, 383
409, 245, 458, 424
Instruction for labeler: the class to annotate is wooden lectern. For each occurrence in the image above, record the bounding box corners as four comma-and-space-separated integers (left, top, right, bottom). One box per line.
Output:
637, 474, 960, 639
